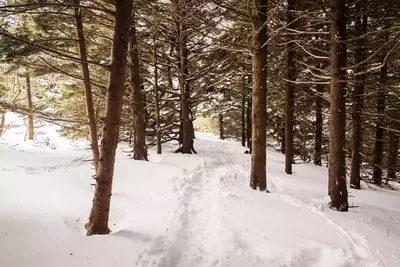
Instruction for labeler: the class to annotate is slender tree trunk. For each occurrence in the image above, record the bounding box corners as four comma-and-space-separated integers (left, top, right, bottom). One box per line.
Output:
175, 6, 195, 154
249, 0, 268, 191
314, 83, 323, 166
128, 11, 147, 161
0, 112, 5, 137
219, 113, 224, 140
86, 0, 133, 236
241, 90, 246, 147
387, 124, 399, 181
25, 74, 34, 140
350, 8, 367, 189
154, 34, 162, 155
246, 95, 252, 152
74, 0, 100, 172
285, 0, 296, 174
372, 61, 388, 185
328, 0, 348, 211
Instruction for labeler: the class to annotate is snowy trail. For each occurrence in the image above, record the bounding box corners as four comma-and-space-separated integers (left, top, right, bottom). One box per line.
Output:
136, 137, 384, 267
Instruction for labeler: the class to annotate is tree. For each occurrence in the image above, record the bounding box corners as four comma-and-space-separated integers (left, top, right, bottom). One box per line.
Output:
249, 0, 268, 191
86, 0, 133, 236
25, 73, 34, 140
349, 2, 367, 189
284, 0, 297, 174
128, 10, 147, 161
328, 0, 348, 211
73, 0, 100, 172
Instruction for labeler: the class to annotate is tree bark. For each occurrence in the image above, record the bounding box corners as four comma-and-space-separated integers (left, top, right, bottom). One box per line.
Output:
219, 113, 224, 140
328, 0, 348, 211
314, 83, 323, 166
154, 34, 162, 155
249, 0, 268, 191
0, 112, 5, 137
175, 3, 195, 154
128, 10, 147, 161
246, 95, 252, 152
86, 0, 133, 236
387, 127, 399, 181
285, 0, 296, 174
74, 0, 100, 172
241, 90, 246, 147
25, 74, 34, 140
372, 60, 388, 185
350, 7, 367, 189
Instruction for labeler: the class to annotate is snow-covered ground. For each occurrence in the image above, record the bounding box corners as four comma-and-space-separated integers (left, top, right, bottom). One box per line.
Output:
1, 113, 400, 267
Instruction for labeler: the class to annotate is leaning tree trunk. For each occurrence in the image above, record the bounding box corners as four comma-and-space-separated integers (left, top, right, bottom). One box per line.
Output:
74, 0, 100, 172
86, 0, 133, 236
328, 0, 348, 212
128, 10, 147, 161
249, 0, 268, 191
350, 8, 367, 189
25, 74, 34, 140
285, 0, 296, 174
314, 82, 323, 166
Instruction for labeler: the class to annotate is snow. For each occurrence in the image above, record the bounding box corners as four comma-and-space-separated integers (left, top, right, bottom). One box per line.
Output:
1, 113, 400, 267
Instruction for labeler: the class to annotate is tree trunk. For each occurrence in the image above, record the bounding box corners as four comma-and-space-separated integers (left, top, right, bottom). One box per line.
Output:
328, 0, 348, 212
128, 11, 147, 161
0, 112, 5, 137
219, 113, 224, 140
175, 6, 195, 154
372, 60, 388, 185
74, 0, 100, 172
350, 8, 367, 189
154, 34, 162, 155
25, 74, 34, 140
86, 0, 133, 236
285, 0, 296, 174
241, 90, 246, 147
246, 95, 252, 153
249, 0, 268, 191
314, 83, 323, 166
387, 130, 399, 181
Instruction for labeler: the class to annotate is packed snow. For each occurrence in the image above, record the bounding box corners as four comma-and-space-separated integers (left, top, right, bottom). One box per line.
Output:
1, 113, 400, 267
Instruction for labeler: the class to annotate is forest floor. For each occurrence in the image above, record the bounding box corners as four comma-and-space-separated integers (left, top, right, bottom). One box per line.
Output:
1, 113, 400, 267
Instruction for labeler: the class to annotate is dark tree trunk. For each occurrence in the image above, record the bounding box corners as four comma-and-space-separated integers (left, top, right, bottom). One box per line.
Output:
0, 112, 5, 137
314, 83, 323, 166
387, 128, 399, 181
241, 91, 246, 147
249, 0, 268, 191
153, 34, 162, 155
328, 0, 348, 212
86, 0, 133, 236
219, 113, 224, 140
174, 2, 195, 154
372, 60, 388, 185
285, 0, 296, 174
74, 0, 100, 172
350, 7, 367, 189
26, 74, 34, 140
128, 11, 147, 161
246, 95, 252, 153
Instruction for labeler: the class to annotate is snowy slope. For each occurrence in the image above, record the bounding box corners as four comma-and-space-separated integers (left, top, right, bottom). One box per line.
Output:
1, 114, 400, 267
